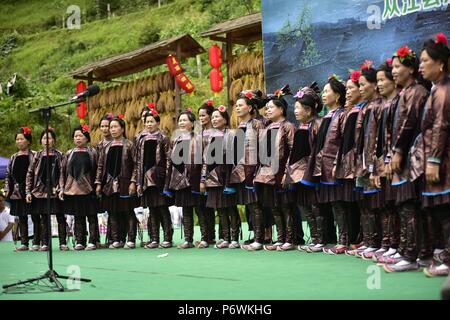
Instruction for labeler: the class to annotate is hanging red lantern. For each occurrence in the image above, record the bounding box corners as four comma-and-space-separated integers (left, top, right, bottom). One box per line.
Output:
209, 45, 222, 69
166, 54, 183, 76
75, 81, 87, 120
209, 68, 223, 93
175, 73, 195, 94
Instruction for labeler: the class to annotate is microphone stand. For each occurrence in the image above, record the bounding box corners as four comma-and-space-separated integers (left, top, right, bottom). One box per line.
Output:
3, 98, 91, 292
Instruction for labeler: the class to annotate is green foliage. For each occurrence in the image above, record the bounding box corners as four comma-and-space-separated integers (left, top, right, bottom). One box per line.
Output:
0, 0, 261, 158
138, 23, 161, 46
276, 4, 320, 68
0, 32, 18, 58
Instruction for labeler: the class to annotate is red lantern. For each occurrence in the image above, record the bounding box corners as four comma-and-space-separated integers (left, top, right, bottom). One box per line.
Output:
76, 81, 87, 120
209, 45, 222, 69
175, 73, 195, 94
166, 54, 183, 76
209, 68, 223, 93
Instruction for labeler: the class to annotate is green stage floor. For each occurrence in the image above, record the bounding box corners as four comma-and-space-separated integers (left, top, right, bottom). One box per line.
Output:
0, 223, 445, 300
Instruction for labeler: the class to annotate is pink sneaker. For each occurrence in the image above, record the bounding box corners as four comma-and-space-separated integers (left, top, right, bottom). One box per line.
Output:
423, 264, 449, 277
328, 245, 347, 255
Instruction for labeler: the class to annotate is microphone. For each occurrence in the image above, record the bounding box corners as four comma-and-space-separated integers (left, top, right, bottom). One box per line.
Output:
71, 84, 100, 102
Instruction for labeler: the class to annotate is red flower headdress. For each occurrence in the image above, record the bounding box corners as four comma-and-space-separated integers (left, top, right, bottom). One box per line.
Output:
147, 102, 156, 109
435, 33, 449, 47
117, 114, 124, 120
360, 60, 374, 71
239, 90, 255, 100
81, 124, 90, 133
217, 105, 227, 113
394, 46, 416, 63
22, 127, 31, 135
206, 99, 214, 106
349, 70, 361, 83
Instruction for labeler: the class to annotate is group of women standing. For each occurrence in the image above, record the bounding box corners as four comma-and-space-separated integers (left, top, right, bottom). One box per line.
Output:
4, 33, 449, 278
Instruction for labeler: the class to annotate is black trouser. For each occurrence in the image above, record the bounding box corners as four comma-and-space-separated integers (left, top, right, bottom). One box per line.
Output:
197, 205, 216, 242
247, 202, 264, 244
398, 200, 420, 262
18, 216, 29, 246
74, 215, 99, 246
31, 215, 42, 246
41, 214, 67, 246
332, 201, 349, 246
271, 205, 295, 244
110, 212, 137, 243
319, 203, 337, 244
429, 204, 450, 265
379, 204, 400, 249
418, 208, 441, 260
292, 204, 305, 245
359, 204, 381, 248
347, 202, 361, 245
217, 207, 240, 242
181, 206, 194, 243
195, 205, 209, 242
148, 206, 173, 243
315, 204, 332, 245
300, 205, 319, 244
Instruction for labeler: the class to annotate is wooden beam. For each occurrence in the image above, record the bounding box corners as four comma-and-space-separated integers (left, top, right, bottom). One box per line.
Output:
209, 35, 227, 43
73, 75, 111, 82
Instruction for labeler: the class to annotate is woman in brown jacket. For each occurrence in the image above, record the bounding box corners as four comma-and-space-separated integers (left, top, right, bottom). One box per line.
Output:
286, 84, 322, 252
419, 34, 450, 277
26, 128, 67, 251
308, 77, 346, 253
230, 90, 265, 251
383, 46, 429, 272
367, 61, 401, 263
328, 71, 364, 254
95, 115, 138, 249
5, 127, 36, 251
60, 125, 99, 251
351, 63, 384, 258
136, 108, 173, 249
96, 113, 114, 247
254, 85, 297, 251
197, 101, 217, 245
168, 110, 202, 249
201, 106, 239, 249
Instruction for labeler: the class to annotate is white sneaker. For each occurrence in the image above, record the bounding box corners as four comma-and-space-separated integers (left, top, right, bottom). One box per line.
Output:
85, 243, 96, 251
31, 245, 40, 251
110, 241, 124, 249
383, 248, 397, 256
215, 241, 230, 249
229, 241, 240, 249
74, 244, 85, 251
125, 241, 136, 249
